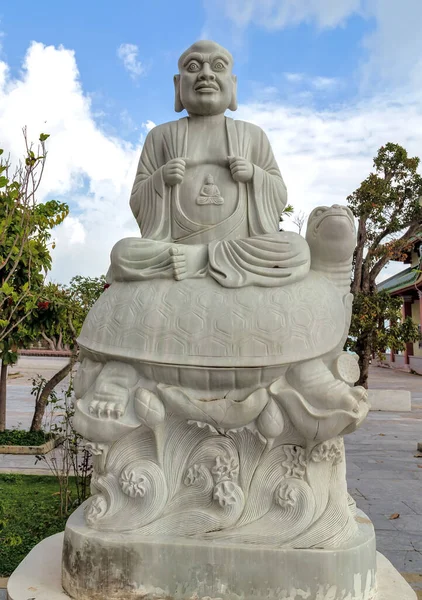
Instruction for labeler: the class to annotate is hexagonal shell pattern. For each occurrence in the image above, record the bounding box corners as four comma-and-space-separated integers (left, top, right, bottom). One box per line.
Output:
78, 271, 345, 368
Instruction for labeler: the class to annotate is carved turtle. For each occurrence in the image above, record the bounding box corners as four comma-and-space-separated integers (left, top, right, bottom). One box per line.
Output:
78, 205, 355, 381
74, 204, 365, 441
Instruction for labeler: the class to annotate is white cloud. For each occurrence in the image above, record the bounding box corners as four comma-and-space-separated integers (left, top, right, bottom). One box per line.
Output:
311, 76, 338, 90
205, 0, 362, 30
284, 72, 304, 83
117, 43, 145, 80
361, 0, 422, 90
284, 72, 339, 91
142, 120, 156, 132
236, 89, 422, 244
0, 42, 142, 283
0, 61, 7, 88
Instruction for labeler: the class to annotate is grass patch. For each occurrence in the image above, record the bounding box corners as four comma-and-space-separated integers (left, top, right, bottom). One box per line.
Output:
0, 473, 77, 576
0, 430, 53, 447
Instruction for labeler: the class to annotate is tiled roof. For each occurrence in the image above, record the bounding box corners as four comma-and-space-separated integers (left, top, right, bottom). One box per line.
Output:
378, 266, 422, 293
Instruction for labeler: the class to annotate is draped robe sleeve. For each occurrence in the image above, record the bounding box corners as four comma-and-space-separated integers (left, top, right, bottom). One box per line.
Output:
208, 120, 310, 288
232, 120, 287, 236
130, 120, 187, 241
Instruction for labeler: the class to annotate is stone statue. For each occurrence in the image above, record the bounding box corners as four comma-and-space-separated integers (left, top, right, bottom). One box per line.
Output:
107, 40, 310, 288
62, 41, 376, 600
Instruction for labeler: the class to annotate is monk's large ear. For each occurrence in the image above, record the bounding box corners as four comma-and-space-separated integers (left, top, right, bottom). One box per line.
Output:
229, 74, 238, 112
174, 75, 184, 113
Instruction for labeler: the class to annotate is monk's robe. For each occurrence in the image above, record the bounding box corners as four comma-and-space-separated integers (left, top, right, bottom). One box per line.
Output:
108, 117, 310, 287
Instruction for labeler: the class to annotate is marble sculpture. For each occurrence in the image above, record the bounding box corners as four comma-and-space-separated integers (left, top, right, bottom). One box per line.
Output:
63, 40, 376, 600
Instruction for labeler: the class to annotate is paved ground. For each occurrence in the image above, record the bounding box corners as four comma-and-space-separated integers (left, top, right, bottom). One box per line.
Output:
1, 357, 421, 595
346, 390, 422, 573
345, 365, 422, 595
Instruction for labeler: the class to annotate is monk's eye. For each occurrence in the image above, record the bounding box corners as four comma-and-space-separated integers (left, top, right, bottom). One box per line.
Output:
213, 61, 226, 71
187, 61, 200, 72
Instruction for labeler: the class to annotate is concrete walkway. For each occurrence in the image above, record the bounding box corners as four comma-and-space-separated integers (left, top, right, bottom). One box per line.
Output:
1, 358, 421, 595
345, 366, 422, 595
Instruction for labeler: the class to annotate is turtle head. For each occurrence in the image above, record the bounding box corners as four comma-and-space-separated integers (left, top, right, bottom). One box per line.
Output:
306, 204, 356, 264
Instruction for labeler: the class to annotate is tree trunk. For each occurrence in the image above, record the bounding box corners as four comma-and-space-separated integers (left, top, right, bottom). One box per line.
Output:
0, 362, 7, 432
41, 331, 56, 351
356, 336, 372, 389
30, 353, 77, 432
351, 217, 367, 295
57, 331, 63, 351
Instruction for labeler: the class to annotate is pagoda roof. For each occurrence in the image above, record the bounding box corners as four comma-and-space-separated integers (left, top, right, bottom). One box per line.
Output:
378, 265, 422, 294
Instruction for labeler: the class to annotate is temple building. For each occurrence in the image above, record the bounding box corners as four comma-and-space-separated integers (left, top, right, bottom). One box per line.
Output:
378, 237, 422, 374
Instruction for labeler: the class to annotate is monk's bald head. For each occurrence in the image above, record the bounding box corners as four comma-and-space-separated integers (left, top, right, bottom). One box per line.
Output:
174, 40, 237, 115
178, 41, 234, 72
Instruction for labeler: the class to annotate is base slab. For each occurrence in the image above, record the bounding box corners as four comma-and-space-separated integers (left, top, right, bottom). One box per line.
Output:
6, 532, 416, 600
62, 506, 377, 600
368, 389, 412, 412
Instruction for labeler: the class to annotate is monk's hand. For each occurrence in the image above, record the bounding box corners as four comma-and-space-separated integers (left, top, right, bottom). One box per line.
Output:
228, 156, 254, 183
163, 158, 186, 186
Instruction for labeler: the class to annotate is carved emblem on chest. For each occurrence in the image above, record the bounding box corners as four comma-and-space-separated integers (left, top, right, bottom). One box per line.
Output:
196, 174, 224, 205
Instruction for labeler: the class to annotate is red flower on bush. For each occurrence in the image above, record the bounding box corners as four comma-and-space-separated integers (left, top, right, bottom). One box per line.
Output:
37, 301, 50, 310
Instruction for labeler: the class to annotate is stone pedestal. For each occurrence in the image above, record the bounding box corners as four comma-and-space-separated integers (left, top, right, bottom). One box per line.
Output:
62, 505, 376, 599
6, 527, 417, 600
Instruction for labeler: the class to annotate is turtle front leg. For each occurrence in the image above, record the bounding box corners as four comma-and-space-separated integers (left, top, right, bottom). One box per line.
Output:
286, 358, 366, 413
88, 361, 139, 420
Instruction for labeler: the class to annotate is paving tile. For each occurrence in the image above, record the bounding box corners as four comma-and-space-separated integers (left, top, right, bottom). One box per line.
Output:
345, 366, 422, 581
402, 552, 422, 574
375, 530, 422, 551
364, 500, 419, 516
388, 515, 422, 535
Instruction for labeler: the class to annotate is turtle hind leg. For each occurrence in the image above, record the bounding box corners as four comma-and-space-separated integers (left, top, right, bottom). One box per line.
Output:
286, 358, 365, 413
88, 361, 139, 421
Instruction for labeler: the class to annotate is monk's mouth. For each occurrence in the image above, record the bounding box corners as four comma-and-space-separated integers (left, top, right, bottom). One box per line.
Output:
195, 84, 219, 92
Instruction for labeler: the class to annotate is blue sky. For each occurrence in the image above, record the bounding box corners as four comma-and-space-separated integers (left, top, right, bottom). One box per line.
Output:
0, 0, 421, 282
1, 0, 374, 137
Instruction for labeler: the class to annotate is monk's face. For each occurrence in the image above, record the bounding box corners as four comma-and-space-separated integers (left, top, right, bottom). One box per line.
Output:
177, 41, 234, 116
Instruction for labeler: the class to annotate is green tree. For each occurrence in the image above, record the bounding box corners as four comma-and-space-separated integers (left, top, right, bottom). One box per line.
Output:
279, 203, 294, 230
30, 275, 105, 431
347, 143, 422, 387
0, 130, 69, 431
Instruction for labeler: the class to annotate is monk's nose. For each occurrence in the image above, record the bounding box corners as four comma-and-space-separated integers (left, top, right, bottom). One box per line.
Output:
198, 62, 216, 81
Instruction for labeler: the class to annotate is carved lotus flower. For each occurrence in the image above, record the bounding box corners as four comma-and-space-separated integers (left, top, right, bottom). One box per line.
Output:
281, 445, 307, 479
257, 398, 284, 439
275, 481, 298, 509
85, 442, 108, 456
211, 454, 239, 483
85, 494, 107, 524
119, 469, 146, 498
213, 480, 238, 507
184, 464, 206, 486
311, 438, 343, 465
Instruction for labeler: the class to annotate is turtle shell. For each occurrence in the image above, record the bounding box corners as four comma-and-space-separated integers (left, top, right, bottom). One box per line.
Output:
78, 270, 345, 372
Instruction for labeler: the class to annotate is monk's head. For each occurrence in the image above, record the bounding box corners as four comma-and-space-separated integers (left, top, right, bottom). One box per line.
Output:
174, 40, 237, 116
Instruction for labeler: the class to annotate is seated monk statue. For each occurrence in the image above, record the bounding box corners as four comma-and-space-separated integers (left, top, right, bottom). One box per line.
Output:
107, 40, 310, 288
